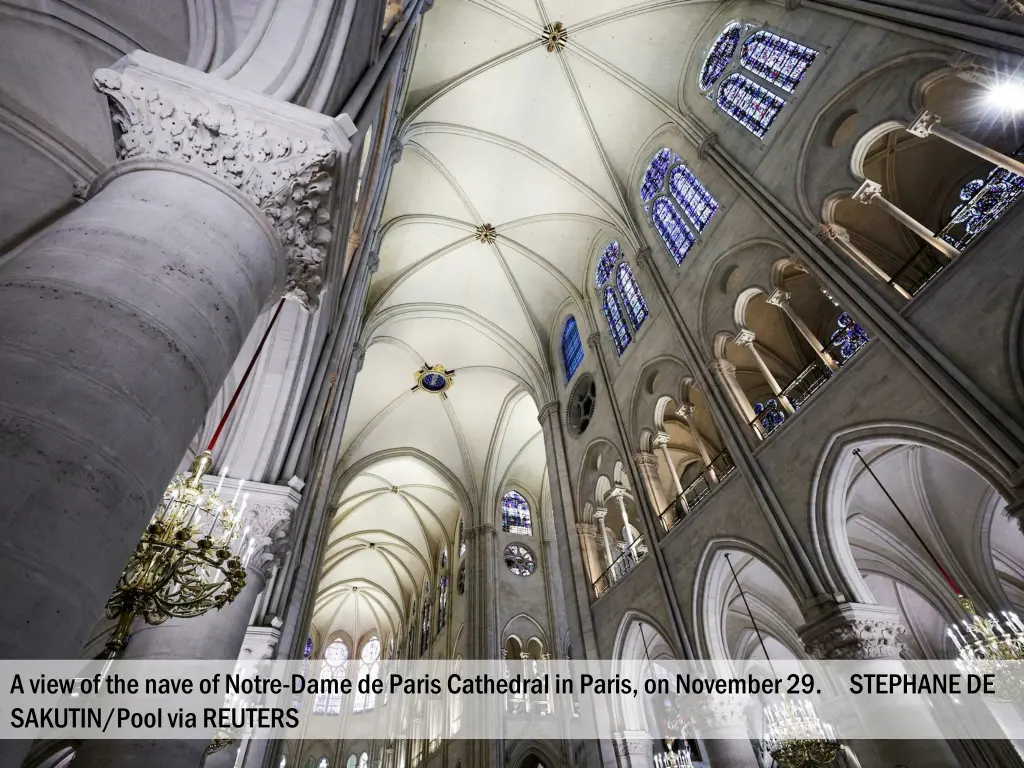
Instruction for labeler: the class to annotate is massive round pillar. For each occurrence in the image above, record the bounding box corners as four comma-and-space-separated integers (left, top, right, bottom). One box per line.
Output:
0, 162, 282, 662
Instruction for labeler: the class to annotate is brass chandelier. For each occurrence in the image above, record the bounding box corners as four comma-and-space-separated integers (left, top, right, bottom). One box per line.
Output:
724, 554, 840, 768
104, 299, 285, 656
654, 740, 694, 768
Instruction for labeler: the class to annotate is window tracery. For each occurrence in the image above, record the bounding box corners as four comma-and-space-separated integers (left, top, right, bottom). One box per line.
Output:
640, 147, 679, 204
651, 198, 695, 265
595, 241, 618, 287
501, 490, 533, 535
504, 543, 536, 576
602, 287, 632, 356
668, 165, 718, 231
314, 639, 349, 715
562, 315, 584, 383
353, 637, 381, 713
616, 263, 648, 331
699, 22, 817, 139
940, 152, 1024, 251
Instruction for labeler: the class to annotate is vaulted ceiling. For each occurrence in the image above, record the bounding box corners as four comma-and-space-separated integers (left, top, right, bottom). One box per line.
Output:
317, 0, 722, 641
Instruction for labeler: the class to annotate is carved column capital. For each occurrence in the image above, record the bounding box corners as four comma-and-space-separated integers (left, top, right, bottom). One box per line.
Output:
575, 522, 597, 537
814, 223, 850, 245
733, 329, 756, 346
353, 342, 366, 372
765, 288, 791, 308
652, 432, 671, 448
632, 451, 659, 469
366, 249, 380, 275
466, 523, 498, 541
612, 735, 654, 759
634, 246, 654, 271
675, 403, 695, 421
592, 507, 608, 522
906, 109, 941, 139
852, 179, 883, 205
240, 626, 281, 662
244, 502, 293, 578
93, 54, 354, 311
586, 332, 603, 352
799, 603, 907, 660
708, 358, 737, 377
697, 132, 719, 161
537, 401, 561, 424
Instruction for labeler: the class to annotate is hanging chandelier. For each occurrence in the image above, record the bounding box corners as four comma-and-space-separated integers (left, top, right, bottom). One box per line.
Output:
854, 449, 1024, 700
653, 740, 694, 768
724, 554, 840, 768
763, 699, 840, 768
104, 299, 286, 655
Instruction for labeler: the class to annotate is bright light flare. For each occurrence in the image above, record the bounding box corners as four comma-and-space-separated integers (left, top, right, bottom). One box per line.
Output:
986, 80, 1024, 111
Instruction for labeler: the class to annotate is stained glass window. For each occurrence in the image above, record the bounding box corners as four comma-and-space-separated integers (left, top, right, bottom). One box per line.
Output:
346, 757, 356, 768
939, 151, 1024, 251
359, 754, 369, 768
651, 198, 696, 265
440, 546, 448, 571
741, 31, 817, 94
603, 287, 632, 355
562, 315, 584, 383
717, 74, 786, 139
616, 263, 648, 331
501, 490, 533, 535
313, 639, 349, 715
353, 637, 381, 713
699, 22, 742, 91
458, 518, 467, 558
407, 606, 416, 659
595, 241, 619, 287
753, 399, 785, 436
828, 313, 870, 362
640, 148, 680, 203
669, 165, 719, 231
420, 581, 431, 656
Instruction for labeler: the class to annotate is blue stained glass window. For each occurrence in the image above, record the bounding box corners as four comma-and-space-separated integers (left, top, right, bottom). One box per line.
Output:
437, 572, 449, 634
939, 149, 1024, 251
616, 263, 648, 331
651, 198, 696, 265
700, 22, 742, 91
562, 316, 584, 383
754, 399, 785, 436
602, 286, 632, 356
595, 241, 619, 287
304, 636, 314, 658
640, 148, 680, 203
717, 74, 786, 139
828, 312, 870, 362
669, 165, 719, 232
741, 31, 818, 94
501, 490, 533, 535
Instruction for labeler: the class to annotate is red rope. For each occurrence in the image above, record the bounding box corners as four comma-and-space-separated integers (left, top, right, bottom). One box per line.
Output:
206, 299, 286, 452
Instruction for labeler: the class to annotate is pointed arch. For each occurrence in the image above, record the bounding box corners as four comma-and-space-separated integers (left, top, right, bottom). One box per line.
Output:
501, 490, 533, 536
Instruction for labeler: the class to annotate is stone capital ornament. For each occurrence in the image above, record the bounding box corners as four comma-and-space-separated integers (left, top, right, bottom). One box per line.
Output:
244, 502, 293, 578
586, 332, 603, 352
905, 109, 941, 139
799, 603, 907, 660
537, 401, 561, 424
814, 222, 850, 245
92, 52, 357, 311
733, 329, 756, 346
632, 451, 659, 469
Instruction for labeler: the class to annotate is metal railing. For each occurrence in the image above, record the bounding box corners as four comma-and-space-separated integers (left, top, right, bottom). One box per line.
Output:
658, 451, 736, 533
592, 536, 648, 597
749, 331, 870, 441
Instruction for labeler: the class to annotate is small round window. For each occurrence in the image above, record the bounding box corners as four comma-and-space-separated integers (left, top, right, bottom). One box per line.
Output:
504, 544, 536, 577
568, 374, 597, 436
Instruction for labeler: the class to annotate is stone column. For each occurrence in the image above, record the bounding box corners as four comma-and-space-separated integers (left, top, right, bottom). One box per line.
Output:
575, 523, 602, 590
0, 50, 349, 679
765, 289, 839, 372
733, 330, 795, 414
907, 109, 1024, 177
652, 433, 688, 527
592, 508, 615, 569
707, 359, 760, 433
74, 502, 291, 768
608, 487, 638, 555
799, 603, 959, 768
676, 405, 718, 483
814, 224, 912, 300
634, 450, 670, 522
695, 694, 759, 768
852, 180, 959, 262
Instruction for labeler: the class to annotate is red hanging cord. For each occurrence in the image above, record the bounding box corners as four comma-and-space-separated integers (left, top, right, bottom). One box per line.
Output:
206, 298, 287, 453
853, 448, 962, 596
